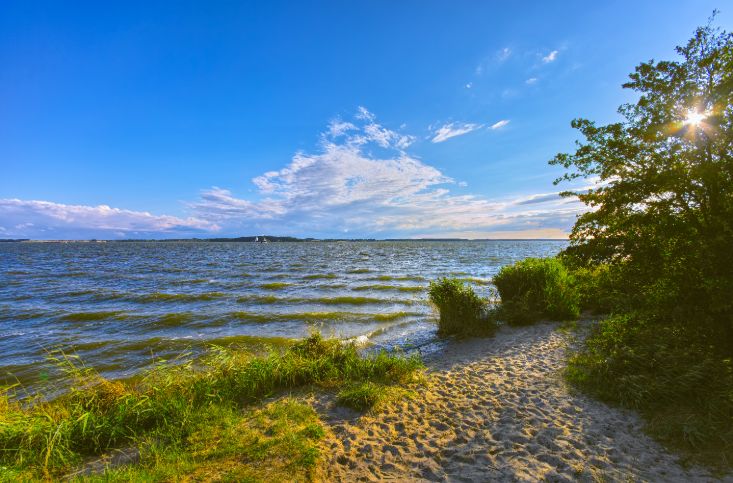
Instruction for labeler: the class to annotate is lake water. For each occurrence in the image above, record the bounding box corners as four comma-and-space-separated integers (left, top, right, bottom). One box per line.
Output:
0, 240, 565, 388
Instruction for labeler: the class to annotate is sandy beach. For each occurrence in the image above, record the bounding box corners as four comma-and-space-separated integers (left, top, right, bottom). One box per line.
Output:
318, 322, 729, 482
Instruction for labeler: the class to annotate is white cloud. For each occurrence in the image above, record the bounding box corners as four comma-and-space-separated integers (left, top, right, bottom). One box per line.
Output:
190, 109, 586, 238
489, 120, 510, 130
525, 77, 538, 85
3, 109, 588, 239
431, 122, 483, 143
465, 82, 472, 89
542, 50, 559, 63
497, 47, 512, 61
0, 199, 218, 239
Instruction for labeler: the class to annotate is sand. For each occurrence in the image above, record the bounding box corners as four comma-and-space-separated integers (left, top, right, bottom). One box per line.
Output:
318, 321, 729, 482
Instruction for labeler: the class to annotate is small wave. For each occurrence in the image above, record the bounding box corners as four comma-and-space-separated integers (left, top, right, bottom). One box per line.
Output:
236, 295, 281, 304
303, 273, 338, 280
60, 311, 129, 322
136, 292, 227, 302
236, 295, 412, 306
4, 270, 31, 276
352, 284, 424, 293
157, 313, 196, 326
260, 282, 292, 290
347, 268, 371, 274
456, 277, 492, 285
371, 275, 425, 282
373, 311, 419, 322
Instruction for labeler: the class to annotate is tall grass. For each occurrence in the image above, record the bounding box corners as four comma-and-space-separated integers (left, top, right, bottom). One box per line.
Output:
566, 314, 733, 466
428, 278, 497, 337
0, 334, 422, 479
493, 257, 579, 325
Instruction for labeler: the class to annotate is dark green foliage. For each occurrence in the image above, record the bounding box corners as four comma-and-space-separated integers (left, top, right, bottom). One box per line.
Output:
554, 17, 733, 466
566, 314, 733, 465
0, 334, 422, 479
428, 278, 496, 336
493, 257, 580, 325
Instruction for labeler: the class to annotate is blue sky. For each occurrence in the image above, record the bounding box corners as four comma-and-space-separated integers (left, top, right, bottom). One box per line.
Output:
1, 1, 730, 239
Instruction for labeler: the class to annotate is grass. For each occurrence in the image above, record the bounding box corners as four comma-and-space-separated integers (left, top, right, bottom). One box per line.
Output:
566, 314, 733, 468
0, 334, 423, 480
336, 381, 403, 411
493, 257, 579, 326
428, 278, 497, 337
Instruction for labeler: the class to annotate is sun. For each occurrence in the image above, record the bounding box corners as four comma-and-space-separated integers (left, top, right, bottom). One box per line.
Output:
682, 109, 707, 127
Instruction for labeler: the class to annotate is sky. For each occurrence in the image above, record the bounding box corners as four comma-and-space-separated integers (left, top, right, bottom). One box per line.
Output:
1, 1, 730, 240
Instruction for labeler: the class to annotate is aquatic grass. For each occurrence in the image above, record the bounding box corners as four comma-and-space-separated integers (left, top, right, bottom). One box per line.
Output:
236, 295, 281, 304
260, 282, 292, 290
373, 311, 419, 321
373, 275, 425, 282
0, 334, 423, 479
60, 311, 129, 322
347, 268, 371, 274
351, 284, 424, 292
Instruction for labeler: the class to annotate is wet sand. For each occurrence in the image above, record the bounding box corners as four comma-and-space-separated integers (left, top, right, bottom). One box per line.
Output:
319, 321, 728, 482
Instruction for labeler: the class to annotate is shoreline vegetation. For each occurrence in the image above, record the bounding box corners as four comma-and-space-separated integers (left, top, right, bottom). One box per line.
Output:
0, 335, 422, 480
2, 18, 732, 482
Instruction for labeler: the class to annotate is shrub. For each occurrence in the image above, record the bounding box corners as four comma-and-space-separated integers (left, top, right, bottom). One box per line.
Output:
566, 314, 733, 466
428, 278, 496, 337
493, 257, 580, 325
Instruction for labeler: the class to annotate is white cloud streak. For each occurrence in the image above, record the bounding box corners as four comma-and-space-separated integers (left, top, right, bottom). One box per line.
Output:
431, 122, 483, 143
489, 120, 510, 130
0, 199, 218, 239
542, 50, 559, 63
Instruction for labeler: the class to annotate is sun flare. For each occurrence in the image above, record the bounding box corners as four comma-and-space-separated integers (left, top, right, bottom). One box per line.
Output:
682, 109, 707, 127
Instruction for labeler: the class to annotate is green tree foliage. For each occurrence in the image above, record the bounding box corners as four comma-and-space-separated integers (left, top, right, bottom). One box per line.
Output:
551, 17, 733, 350
554, 17, 733, 465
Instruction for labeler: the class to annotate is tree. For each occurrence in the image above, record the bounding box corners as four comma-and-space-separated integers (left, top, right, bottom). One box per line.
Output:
550, 15, 733, 350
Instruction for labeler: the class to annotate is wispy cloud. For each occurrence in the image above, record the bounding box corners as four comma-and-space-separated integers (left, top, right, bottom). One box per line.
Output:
190, 109, 584, 238
497, 47, 512, 62
431, 122, 483, 143
542, 50, 559, 63
0, 199, 218, 239
3, 109, 587, 239
489, 120, 510, 130
525, 77, 538, 85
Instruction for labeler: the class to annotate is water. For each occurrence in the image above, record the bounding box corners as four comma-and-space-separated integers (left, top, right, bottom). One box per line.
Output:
0, 240, 565, 388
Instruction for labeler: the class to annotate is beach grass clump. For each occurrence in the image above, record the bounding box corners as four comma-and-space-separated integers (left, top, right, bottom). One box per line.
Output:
566, 314, 733, 466
493, 257, 579, 326
428, 278, 496, 337
337, 381, 390, 411
0, 334, 422, 479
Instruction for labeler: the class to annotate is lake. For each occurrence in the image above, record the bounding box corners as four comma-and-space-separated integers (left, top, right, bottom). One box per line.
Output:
0, 240, 566, 388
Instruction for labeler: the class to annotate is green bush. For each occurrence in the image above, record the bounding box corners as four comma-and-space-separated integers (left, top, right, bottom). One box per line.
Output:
566, 314, 733, 465
493, 257, 580, 325
428, 278, 496, 337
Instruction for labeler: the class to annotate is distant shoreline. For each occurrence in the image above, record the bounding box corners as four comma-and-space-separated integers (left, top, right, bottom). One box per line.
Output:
1, 237, 568, 243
